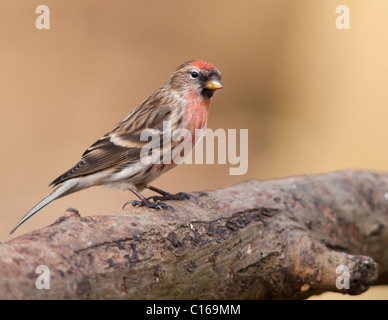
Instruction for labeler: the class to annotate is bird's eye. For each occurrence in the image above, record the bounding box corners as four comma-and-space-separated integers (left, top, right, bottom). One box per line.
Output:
191, 71, 199, 79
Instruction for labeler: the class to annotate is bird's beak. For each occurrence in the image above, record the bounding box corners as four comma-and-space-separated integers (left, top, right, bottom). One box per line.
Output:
204, 80, 224, 90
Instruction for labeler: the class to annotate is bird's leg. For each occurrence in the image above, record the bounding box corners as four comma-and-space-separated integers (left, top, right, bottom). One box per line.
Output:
146, 185, 196, 202
122, 187, 173, 210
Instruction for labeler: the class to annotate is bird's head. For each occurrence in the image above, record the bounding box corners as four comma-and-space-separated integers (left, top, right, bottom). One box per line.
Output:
166, 60, 223, 100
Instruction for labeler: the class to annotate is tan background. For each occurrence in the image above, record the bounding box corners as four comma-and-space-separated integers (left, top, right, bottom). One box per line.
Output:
0, 0, 387, 299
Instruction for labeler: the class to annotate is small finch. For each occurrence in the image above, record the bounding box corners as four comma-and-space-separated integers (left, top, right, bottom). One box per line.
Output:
11, 60, 223, 234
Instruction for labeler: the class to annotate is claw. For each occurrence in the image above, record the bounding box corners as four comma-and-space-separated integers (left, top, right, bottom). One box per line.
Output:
122, 200, 136, 209
155, 202, 175, 210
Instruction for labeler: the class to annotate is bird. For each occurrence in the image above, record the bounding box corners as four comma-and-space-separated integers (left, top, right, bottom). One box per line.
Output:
10, 60, 223, 234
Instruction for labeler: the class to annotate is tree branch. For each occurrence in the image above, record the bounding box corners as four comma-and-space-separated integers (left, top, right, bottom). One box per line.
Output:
1, 170, 387, 299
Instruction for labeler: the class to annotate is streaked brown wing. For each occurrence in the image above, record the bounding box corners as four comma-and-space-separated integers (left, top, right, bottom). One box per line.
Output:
49, 142, 138, 187
50, 103, 177, 187
108, 104, 174, 148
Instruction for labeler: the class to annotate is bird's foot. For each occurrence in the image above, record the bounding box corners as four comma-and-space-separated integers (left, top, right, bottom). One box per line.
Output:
122, 198, 174, 210
148, 191, 196, 202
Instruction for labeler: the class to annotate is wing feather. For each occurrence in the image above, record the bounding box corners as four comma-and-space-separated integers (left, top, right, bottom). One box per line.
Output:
50, 103, 179, 187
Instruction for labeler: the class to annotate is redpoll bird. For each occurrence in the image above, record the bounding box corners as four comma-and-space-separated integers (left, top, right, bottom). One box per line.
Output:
10, 60, 223, 234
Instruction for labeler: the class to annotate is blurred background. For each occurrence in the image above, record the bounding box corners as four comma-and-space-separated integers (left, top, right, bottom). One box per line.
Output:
1, 0, 387, 299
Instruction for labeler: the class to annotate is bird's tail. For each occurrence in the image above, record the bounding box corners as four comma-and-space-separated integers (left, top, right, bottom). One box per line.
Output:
10, 179, 80, 235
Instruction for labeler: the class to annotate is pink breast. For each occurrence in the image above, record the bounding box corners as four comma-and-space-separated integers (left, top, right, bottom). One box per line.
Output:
181, 99, 210, 146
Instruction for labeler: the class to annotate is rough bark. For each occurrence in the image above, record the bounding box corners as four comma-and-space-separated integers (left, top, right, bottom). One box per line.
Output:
1, 170, 387, 299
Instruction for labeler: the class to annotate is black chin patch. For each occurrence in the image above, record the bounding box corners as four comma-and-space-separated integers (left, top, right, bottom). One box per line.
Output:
201, 88, 215, 99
